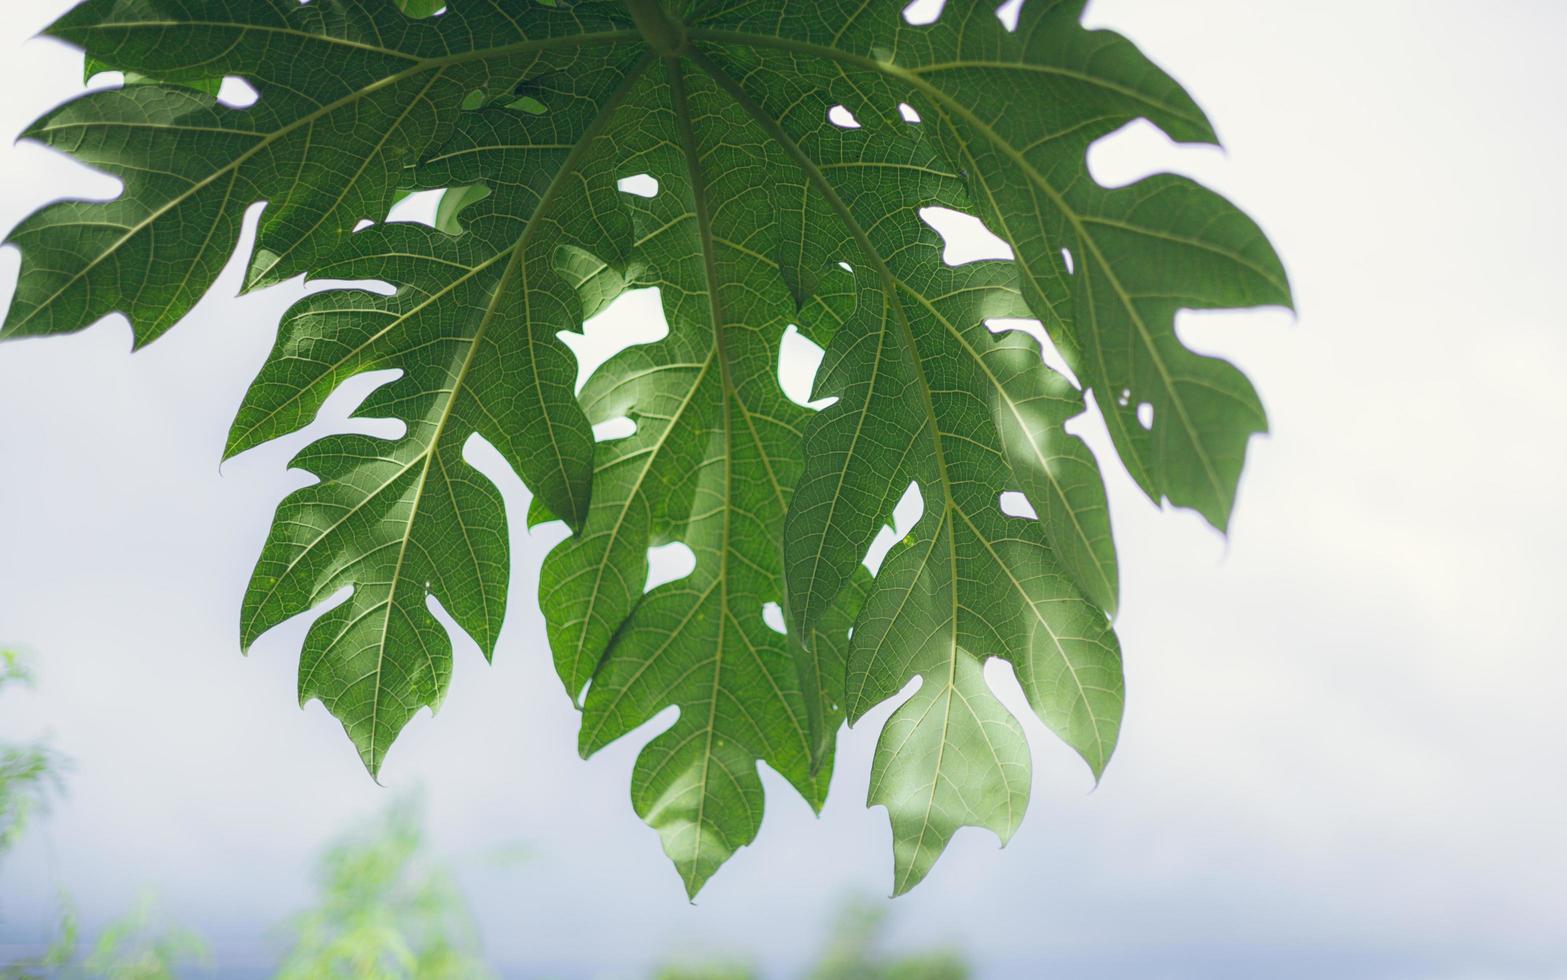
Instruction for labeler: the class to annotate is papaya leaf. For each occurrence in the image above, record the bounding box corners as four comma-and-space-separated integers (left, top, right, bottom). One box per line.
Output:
3, 0, 1288, 895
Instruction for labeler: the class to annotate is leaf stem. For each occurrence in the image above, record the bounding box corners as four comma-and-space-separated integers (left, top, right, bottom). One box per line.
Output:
626, 0, 686, 55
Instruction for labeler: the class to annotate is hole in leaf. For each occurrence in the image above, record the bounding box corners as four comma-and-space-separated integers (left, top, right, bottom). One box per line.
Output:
828, 105, 862, 129
386, 188, 445, 226
919, 207, 1013, 264
996, 0, 1023, 31
509, 95, 548, 114
353, 218, 374, 232
1061, 247, 1075, 275
863, 482, 924, 575
761, 602, 786, 635
617, 173, 659, 198
898, 102, 922, 124
999, 491, 1037, 520
779, 325, 835, 410
217, 76, 259, 108
435, 184, 490, 235
1137, 402, 1154, 430
902, 0, 945, 25
560, 286, 670, 394
1118, 388, 1132, 408
837, 261, 854, 273
646, 541, 696, 592
593, 416, 637, 442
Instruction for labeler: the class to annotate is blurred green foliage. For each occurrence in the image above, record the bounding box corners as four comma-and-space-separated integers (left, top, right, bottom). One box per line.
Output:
1, 650, 969, 977
656, 896, 968, 980
1, 895, 206, 980
275, 795, 492, 980
80, 897, 208, 980
0, 650, 66, 853
0, 896, 78, 980
1, 652, 204, 979
804, 899, 967, 980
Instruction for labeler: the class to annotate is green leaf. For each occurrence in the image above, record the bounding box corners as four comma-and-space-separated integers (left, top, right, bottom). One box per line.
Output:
4, 0, 1289, 894
224, 25, 652, 775
540, 61, 835, 896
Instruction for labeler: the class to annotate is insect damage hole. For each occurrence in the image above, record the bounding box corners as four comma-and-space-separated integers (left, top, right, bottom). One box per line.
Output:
999, 491, 1037, 520
761, 602, 786, 635
217, 77, 259, 108
863, 482, 925, 576
778, 325, 835, 410
386, 188, 446, 226
996, 0, 1023, 31
617, 173, 659, 198
828, 105, 862, 129
645, 542, 696, 592
902, 0, 944, 25
1137, 403, 1154, 430
559, 286, 670, 395
919, 207, 1012, 265
898, 102, 922, 124
592, 416, 637, 442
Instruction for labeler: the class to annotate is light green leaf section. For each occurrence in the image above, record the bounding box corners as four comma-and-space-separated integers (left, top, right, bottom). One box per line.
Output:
539, 59, 834, 897
689, 0, 1277, 890
4, 0, 1288, 893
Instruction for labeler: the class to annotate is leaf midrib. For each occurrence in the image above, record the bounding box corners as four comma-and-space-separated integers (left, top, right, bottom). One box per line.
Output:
359, 50, 655, 768
893, 279, 1117, 617
685, 49, 971, 891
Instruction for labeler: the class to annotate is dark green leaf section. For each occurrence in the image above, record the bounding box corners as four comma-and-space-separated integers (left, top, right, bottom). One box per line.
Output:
6, 0, 654, 774
5, 0, 639, 345
4, 0, 1288, 894
231, 46, 651, 775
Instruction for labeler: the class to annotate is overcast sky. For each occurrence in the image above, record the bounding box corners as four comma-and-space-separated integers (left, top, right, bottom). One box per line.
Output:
2, 2, 1565, 978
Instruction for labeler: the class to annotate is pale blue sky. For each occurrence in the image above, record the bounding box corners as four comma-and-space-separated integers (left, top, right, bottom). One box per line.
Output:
2, 2, 1565, 977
